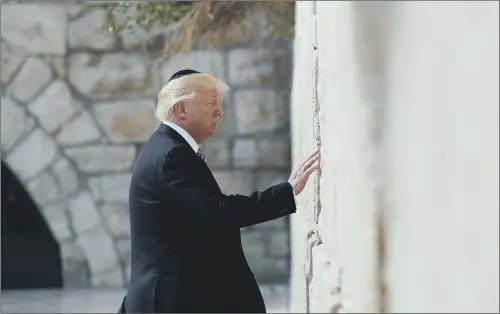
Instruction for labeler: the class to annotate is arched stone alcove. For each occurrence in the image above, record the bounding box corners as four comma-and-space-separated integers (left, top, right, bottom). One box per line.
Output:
1, 160, 63, 289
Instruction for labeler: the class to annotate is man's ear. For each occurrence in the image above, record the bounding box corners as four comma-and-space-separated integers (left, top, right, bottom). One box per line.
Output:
177, 101, 187, 120
173, 102, 188, 120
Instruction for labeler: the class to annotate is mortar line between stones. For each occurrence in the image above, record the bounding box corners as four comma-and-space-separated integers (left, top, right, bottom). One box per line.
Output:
1, 50, 29, 88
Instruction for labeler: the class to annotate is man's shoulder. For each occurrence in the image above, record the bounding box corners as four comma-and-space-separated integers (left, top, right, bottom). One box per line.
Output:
162, 144, 197, 167
143, 132, 191, 159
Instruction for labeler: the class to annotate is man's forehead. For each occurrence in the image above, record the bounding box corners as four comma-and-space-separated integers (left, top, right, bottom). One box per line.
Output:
198, 88, 220, 100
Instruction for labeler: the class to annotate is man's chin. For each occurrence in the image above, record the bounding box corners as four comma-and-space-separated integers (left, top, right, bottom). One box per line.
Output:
208, 125, 219, 137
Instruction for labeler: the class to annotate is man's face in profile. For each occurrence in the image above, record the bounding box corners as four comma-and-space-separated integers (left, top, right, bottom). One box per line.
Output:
184, 88, 223, 142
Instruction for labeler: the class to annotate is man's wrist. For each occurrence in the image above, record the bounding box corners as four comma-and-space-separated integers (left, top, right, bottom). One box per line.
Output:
287, 180, 297, 196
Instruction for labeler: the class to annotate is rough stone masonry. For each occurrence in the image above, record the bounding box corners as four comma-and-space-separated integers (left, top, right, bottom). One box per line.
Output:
1, 3, 293, 288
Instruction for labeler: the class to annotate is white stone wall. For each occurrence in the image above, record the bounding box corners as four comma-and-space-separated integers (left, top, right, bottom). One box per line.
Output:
1, 3, 293, 288
291, 1, 498, 312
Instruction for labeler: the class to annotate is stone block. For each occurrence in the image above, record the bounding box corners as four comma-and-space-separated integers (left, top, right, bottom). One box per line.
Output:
62, 259, 90, 288
220, 11, 273, 47
60, 241, 90, 288
52, 157, 79, 197
56, 111, 102, 145
0, 4, 67, 55
120, 24, 168, 51
68, 8, 117, 50
6, 128, 58, 181
160, 50, 225, 83
88, 173, 132, 203
93, 100, 158, 143
119, 16, 173, 50
232, 139, 258, 167
200, 139, 230, 168
91, 266, 124, 288
61, 240, 86, 262
241, 231, 265, 257
8, 57, 52, 103
254, 171, 290, 191
234, 90, 286, 134
68, 53, 156, 100
68, 191, 101, 233
215, 98, 238, 138
26, 171, 60, 206
99, 203, 130, 237
256, 139, 290, 167
233, 139, 290, 168
248, 256, 288, 283
62, 4, 85, 18
0, 96, 35, 152
212, 170, 254, 195
115, 237, 131, 259
41, 204, 73, 241
111, 5, 173, 50
266, 230, 289, 258
76, 226, 119, 274
65, 145, 136, 174
228, 45, 291, 86
28, 80, 80, 133
242, 230, 289, 282
1, 43, 25, 84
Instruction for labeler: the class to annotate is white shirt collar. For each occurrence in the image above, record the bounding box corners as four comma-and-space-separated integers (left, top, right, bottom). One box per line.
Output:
162, 120, 199, 152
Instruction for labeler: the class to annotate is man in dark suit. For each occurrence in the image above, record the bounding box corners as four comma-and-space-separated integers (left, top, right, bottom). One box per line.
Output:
119, 69, 320, 313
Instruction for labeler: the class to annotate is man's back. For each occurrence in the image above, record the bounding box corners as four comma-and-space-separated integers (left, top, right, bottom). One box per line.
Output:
124, 124, 266, 313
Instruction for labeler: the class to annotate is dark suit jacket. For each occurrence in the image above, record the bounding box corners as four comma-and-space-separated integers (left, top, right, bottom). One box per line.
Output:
119, 123, 296, 313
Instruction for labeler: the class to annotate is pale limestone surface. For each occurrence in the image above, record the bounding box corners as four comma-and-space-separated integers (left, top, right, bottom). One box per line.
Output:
291, 1, 499, 313
0, 4, 67, 55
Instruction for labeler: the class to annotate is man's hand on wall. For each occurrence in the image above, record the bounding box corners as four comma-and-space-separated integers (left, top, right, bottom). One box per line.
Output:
288, 148, 321, 196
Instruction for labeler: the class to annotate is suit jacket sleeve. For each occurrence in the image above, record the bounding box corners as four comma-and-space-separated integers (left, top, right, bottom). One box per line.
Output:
160, 145, 297, 229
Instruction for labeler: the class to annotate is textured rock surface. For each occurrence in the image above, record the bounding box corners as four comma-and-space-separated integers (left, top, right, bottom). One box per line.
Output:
88, 174, 131, 203
68, 9, 117, 51
26, 171, 60, 206
68, 192, 101, 233
77, 226, 120, 274
28, 80, 80, 133
1, 43, 25, 84
56, 112, 102, 145
65, 145, 136, 174
291, 2, 499, 313
8, 57, 52, 103
6, 128, 58, 181
1, 2, 293, 290
68, 53, 156, 99
0, 4, 67, 55
228, 45, 291, 87
93, 100, 158, 143
0, 96, 35, 152
234, 90, 287, 134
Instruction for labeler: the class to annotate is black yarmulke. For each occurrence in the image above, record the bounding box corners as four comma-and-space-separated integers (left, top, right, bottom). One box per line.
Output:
167, 69, 201, 83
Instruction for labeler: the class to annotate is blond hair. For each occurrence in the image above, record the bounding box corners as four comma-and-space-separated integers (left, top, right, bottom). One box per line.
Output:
156, 73, 230, 121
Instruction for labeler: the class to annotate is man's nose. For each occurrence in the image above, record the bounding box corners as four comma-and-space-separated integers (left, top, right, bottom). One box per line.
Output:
215, 104, 223, 117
